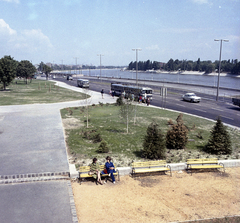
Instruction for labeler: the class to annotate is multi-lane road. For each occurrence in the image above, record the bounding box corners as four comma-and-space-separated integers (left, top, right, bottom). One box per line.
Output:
52, 75, 240, 128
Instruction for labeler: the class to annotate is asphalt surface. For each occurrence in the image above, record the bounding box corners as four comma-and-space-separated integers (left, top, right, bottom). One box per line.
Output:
53, 75, 240, 129
0, 83, 114, 223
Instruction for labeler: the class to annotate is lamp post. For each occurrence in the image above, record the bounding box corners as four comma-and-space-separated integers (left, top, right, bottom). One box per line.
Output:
97, 54, 104, 81
73, 57, 79, 75
132, 48, 141, 86
214, 39, 229, 101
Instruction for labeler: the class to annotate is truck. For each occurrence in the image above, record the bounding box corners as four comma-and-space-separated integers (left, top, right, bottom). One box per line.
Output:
232, 97, 240, 107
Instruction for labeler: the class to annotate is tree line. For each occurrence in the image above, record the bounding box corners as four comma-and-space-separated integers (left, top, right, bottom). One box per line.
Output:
128, 58, 240, 74
0, 56, 52, 90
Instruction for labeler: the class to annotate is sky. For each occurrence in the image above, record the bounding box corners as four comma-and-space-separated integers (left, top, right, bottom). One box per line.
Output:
0, 0, 239, 66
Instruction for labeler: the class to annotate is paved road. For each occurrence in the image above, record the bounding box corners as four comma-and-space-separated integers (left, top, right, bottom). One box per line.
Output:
53, 75, 240, 129
0, 84, 114, 223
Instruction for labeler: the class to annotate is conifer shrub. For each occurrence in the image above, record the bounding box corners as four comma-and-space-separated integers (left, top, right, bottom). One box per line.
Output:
142, 122, 166, 159
97, 140, 109, 153
116, 96, 124, 106
166, 113, 188, 150
204, 117, 232, 155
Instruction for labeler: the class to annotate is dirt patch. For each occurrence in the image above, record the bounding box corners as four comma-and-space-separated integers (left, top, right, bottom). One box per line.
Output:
62, 117, 83, 130
72, 167, 240, 223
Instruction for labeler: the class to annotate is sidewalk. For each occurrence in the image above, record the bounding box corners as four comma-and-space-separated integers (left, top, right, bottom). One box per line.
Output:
0, 81, 114, 223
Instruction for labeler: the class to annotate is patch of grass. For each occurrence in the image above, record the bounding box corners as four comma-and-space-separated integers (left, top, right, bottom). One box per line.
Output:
61, 104, 240, 167
0, 79, 89, 105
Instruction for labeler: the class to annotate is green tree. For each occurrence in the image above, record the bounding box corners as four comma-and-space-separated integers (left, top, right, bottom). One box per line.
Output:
142, 122, 166, 159
97, 140, 109, 153
166, 113, 188, 150
204, 117, 232, 155
16, 60, 36, 84
0, 55, 18, 90
43, 64, 52, 80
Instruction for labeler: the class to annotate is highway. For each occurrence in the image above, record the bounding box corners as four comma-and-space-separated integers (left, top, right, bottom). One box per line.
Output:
53, 75, 240, 129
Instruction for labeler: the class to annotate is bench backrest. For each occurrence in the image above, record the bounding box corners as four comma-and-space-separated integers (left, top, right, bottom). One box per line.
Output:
79, 164, 116, 173
187, 158, 218, 165
132, 160, 167, 168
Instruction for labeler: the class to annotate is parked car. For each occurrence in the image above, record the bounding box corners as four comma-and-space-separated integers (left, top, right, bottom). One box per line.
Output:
182, 93, 201, 103
67, 75, 73, 80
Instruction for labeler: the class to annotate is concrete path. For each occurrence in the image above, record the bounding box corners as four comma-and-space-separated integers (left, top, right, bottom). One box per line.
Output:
0, 81, 114, 223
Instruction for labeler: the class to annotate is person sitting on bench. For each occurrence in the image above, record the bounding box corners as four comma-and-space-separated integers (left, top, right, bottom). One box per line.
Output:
89, 158, 103, 185
105, 156, 116, 184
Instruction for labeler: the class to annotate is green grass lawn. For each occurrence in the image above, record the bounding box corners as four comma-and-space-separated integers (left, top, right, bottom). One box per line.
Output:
61, 103, 240, 167
0, 79, 88, 105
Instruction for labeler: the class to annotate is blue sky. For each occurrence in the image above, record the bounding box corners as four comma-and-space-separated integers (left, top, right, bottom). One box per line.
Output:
0, 0, 239, 66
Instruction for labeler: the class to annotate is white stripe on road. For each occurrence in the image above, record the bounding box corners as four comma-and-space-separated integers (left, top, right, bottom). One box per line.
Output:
194, 108, 207, 113
176, 104, 186, 107
211, 107, 224, 112
221, 116, 234, 120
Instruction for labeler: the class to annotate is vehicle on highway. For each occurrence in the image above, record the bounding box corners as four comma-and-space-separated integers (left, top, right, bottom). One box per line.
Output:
232, 97, 240, 107
67, 75, 73, 80
77, 79, 89, 88
182, 93, 201, 103
111, 83, 153, 100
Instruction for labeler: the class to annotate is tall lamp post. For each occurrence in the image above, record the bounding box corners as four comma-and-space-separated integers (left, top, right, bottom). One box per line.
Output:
214, 39, 229, 101
97, 54, 104, 81
73, 57, 79, 75
132, 48, 141, 86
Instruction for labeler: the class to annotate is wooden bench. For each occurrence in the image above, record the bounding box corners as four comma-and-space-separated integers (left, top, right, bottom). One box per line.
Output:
187, 158, 225, 175
78, 164, 120, 185
131, 160, 172, 177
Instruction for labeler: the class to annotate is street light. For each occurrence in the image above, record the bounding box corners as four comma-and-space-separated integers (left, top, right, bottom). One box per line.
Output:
73, 57, 79, 75
97, 54, 104, 81
214, 39, 229, 101
132, 48, 141, 86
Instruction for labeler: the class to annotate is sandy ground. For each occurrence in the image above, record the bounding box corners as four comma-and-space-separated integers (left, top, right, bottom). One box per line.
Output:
72, 167, 240, 223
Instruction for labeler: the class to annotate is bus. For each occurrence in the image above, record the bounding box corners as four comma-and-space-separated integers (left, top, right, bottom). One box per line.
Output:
77, 79, 89, 88
111, 83, 153, 100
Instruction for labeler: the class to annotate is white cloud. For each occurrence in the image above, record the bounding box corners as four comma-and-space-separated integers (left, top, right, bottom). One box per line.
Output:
0, 19, 52, 61
191, 0, 209, 4
0, 0, 20, 4
146, 45, 159, 50
0, 19, 16, 35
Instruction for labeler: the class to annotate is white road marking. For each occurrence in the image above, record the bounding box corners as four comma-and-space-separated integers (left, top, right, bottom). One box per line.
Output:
194, 108, 206, 113
176, 104, 186, 107
211, 107, 224, 112
221, 116, 234, 120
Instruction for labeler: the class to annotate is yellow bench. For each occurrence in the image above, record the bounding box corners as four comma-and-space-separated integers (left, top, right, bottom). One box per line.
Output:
78, 164, 120, 185
187, 158, 225, 175
131, 160, 172, 177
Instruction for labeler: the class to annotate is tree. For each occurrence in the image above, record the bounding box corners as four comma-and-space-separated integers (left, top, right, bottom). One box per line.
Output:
166, 113, 188, 150
119, 100, 134, 133
0, 55, 18, 90
204, 117, 232, 155
142, 122, 166, 159
16, 60, 36, 84
43, 64, 52, 80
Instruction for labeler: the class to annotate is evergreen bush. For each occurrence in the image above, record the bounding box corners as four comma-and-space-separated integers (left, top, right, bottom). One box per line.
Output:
166, 113, 188, 150
204, 117, 232, 155
142, 122, 166, 159
97, 140, 109, 153
116, 96, 124, 106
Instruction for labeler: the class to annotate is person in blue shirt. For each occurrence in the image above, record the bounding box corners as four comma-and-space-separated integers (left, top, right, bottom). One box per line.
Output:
105, 156, 116, 184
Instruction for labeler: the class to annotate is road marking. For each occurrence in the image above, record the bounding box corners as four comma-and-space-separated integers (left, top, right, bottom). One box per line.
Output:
194, 108, 206, 113
176, 104, 186, 107
211, 107, 224, 112
221, 116, 234, 120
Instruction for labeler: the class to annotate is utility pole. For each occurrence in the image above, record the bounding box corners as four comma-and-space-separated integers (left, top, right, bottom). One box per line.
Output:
132, 48, 141, 86
97, 54, 104, 82
214, 39, 229, 101
73, 57, 79, 75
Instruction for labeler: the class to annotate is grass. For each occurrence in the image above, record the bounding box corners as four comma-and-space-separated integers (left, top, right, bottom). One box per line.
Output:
0, 79, 88, 105
60, 103, 240, 167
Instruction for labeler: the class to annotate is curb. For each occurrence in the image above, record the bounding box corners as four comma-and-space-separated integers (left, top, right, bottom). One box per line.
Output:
0, 171, 70, 184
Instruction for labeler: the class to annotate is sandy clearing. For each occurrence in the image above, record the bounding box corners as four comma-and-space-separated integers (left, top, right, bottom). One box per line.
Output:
72, 167, 240, 223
